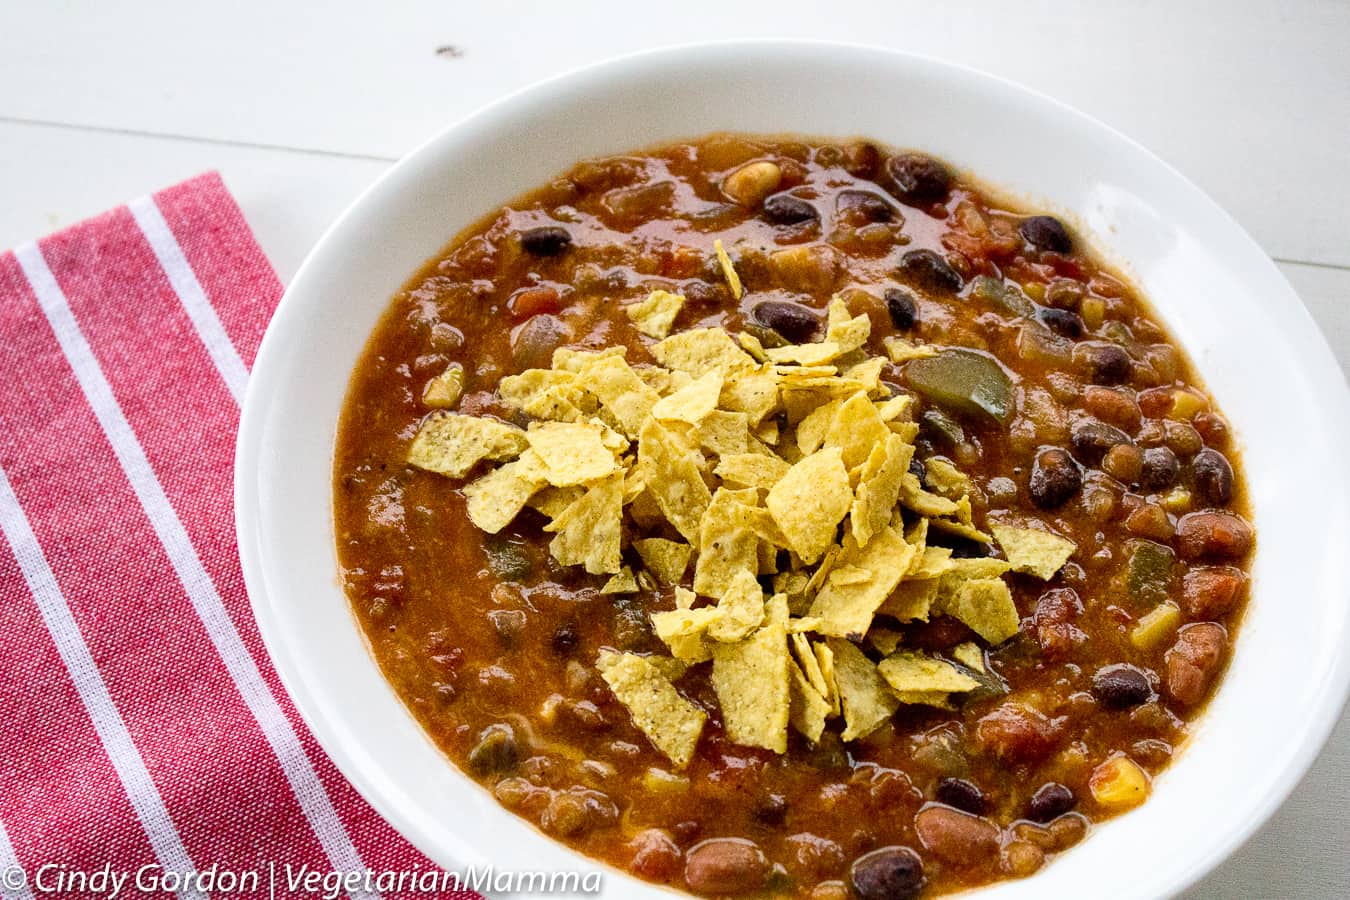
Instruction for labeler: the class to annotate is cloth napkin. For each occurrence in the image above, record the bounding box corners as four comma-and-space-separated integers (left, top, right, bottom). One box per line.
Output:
0, 174, 478, 900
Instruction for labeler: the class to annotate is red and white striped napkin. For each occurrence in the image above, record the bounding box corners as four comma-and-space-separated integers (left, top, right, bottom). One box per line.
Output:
0, 174, 478, 900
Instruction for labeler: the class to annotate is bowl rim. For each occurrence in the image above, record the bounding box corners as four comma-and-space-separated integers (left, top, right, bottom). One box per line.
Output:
235, 38, 1350, 899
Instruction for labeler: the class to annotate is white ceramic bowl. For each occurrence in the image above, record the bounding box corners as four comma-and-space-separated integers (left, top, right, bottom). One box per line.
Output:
236, 41, 1350, 899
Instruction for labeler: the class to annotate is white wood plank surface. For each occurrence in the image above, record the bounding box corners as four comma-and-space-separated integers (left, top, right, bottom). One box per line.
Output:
0, 2, 1347, 895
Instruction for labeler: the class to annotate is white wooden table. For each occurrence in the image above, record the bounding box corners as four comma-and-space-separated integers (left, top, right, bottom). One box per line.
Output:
2, 1, 1346, 895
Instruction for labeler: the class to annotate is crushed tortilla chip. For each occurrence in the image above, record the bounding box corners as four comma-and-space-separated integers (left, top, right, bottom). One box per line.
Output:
766, 447, 852, 564
714, 453, 791, 492
525, 421, 622, 486
638, 420, 711, 543
923, 457, 970, 499
789, 660, 832, 743
879, 577, 940, 622
851, 433, 915, 547
422, 364, 465, 408
878, 650, 981, 698
693, 489, 762, 600
707, 569, 766, 642
992, 523, 1077, 580
900, 472, 961, 518
407, 412, 527, 478
885, 336, 940, 363
868, 626, 904, 657
653, 327, 756, 378
634, 538, 693, 585
714, 239, 743, 300
823, 296, 871, 354
597, 650, 706, 769
652, 370, 724, 424
942, 577, 1020, 644
626, 289, 685, 339
463, 450, 549, 533
651, 606, 717, 662
574, 355, 660, 438
828, 639, 899, 741
823, 391, 890, 471
953, 642, 985, 672
600, 567, 639, 594
543, 471, 623, 574
809, 527, 913, 638
711, 595, 790, 752
694, 409, 751, 457
529, 485, 583, 519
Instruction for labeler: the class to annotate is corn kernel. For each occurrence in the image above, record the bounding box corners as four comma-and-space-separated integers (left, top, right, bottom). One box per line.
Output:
642, 768, 691, 794
1168, 389, 1206, 421
422, 363, 464, 408
1022, 281, 1046, 302
1089, 755, 1151, 810
1131, 601, 1181, 650
1160, 488, 1193, 514
1080, 297, 1105, 330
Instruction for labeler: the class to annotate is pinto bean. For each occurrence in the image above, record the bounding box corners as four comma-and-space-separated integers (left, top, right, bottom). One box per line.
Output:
723, 161, 782, 206
684, 838, 768, 895
1075, 342, 1133, 385
1083, 386, 1142, 431
1181, 566, 1247, 619
1033, 587, 1087, 660
915, 805, 1002, 865
976, 703, 1062, 764
467, 723, 518, 775
836, 189, 896, 223
1176, 511, 1254, 561
849, 846, 925, 900
629, 828, 682, 882
1165, 623, 1227, 706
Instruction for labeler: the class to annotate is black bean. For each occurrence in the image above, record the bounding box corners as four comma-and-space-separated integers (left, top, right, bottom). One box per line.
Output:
752, 793, 788, 826
762, 193, 818, 226
850, 846, 926, 900
751, 300, 819, 344
519, 225, 572, 256
898, 249, 963, 294
551, 623, 579, 656
1020, 215, 1073, 253
907, 456, 927, 482
885, 288, 919, 330
884, 153, 952, 205
1071, 420, 1132, 466
935, 777, 986, 815
1092, 664, 1154, 709
1077, 342, 1133, 385
1192, 448, 1234, 505
1030, 448, 1082, 509
468, 723, 518, 775
1140, 446, 1181, 491
1026, 783, 1075, 823
836, 189, 896, 222
1040, 307, 1085, 339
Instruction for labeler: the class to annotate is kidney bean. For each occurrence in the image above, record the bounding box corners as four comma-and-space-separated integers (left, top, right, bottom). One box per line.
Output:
1026, 783, 1076, 823
849, 846, 925, 900
762, 192, 818, 225
836, 189, 896, 222
884, 152, 952, 204
752, 300, 820, 343
629, 829, 682, 882
885, 288, 919, 330
1140, 446, 1181, 491
976, 703, 1062, 764
1165, 623, 1228, 706
1176, 511, 1253, 561
1083, 386, 1142, 432
1192, 448, 1235, 505
519, 225, 572, 256
1040, 307, 1085, 338
915, 805, 1001, 865
1075, 342, 1133, 384
1030, 447, 1082, 509
1092, 664, 1155, 709
684, 839, 768, 895
1102, 443, 1143, 484
1034, 587, 1087, 659
935, 777, 987, 815
898, 248, 963, 293
1181, 566, 1247, 619
1020, 216, 1073, 253
1071, 420, 1132, 465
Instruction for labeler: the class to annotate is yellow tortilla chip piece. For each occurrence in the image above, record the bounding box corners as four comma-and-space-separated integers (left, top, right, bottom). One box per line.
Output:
626, 289, 685, 339
929, 515, 993, 545
463, 450, 549, 534
923, 457, 970, 499
878, 650, 981, 697
828, 638, 899, 741
796, 398, 845, 457
879, 577, 940, 622
789, 660, 831, 743
652, 370, 723, 424
575, 354, 661, 438
653, 328, 757, 379
943, 577, 1021, 644
714, 453, 791, 492
651, 606, 717, 662
824, 296, 871, 354
953, 642, 985, 672
600, 567, 639, 594
499, 369, 592, 422
711, 595, 790, 752
851, 433, 915, 547
843, 356, 887, 396
899, 472, 962, 518
808, 527, 914, 638
909, 545, 954, 580
868, 626, 904, 657
720, 368, 780, 425
892, 690, 955, 709
694, 409, 751, 457
876, 395, 912, 422
529, 485, 583, 519
765, 340, 845, 366
634, 538, 693, 585
884, 336, 940, 363
552, 346, 625, 372
707, 568, 766, 642
543, 471, 623, 574
422, 364, 465, 409
714, 239, 743, 300
597, 650, 706, 769
812, 640, 842, 716
766, 447, 852, 565
407, 412, 527, 479
736, 330, 769, 362
992, 524, 1077, 580
525, 421, 622, 486
638, 420, 712, 544
693, 489, 763, 600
